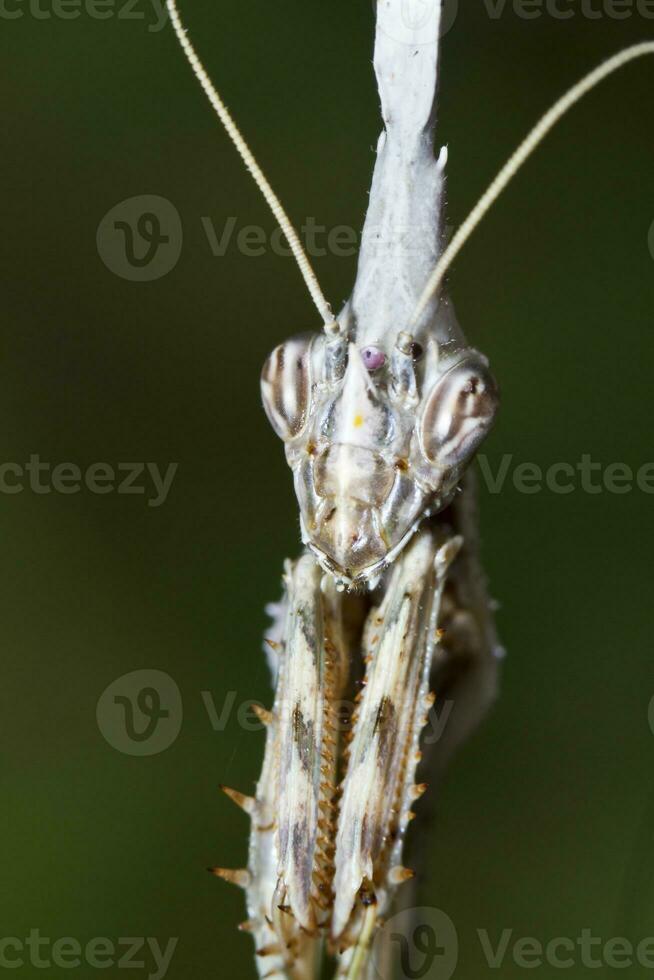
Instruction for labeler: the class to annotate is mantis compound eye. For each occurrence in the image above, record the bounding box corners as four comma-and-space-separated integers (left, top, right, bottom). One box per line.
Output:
419, 356, 499, 468
260, 336, 313, 440
361, 346, 386, 371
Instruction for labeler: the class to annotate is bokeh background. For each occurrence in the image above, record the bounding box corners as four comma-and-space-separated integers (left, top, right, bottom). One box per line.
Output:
2, 2, 654, 977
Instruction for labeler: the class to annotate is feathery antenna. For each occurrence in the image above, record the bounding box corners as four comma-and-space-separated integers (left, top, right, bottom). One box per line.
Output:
410, 41, 654, 328
166, 0, 336, 330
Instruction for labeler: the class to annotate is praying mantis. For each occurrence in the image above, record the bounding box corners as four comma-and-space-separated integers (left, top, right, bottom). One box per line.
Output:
165, 1, 653, 976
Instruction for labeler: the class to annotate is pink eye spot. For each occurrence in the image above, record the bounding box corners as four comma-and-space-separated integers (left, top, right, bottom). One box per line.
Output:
361, 346, 386, 371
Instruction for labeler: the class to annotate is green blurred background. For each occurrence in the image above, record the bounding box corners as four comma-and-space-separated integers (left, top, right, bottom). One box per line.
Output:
1, 1, 654, 977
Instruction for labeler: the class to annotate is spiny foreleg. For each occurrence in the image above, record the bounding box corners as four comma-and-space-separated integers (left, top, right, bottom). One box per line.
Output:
273, 554, 349, 937
217, 554, 350, 978
331, 526, 462, 976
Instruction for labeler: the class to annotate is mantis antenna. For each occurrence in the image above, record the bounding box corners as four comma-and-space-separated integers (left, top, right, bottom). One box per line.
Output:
409, 41, 654, 329
166, 0, 337, 331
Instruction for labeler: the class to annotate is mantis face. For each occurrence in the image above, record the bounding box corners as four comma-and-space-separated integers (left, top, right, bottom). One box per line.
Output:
262, 328, 499, 587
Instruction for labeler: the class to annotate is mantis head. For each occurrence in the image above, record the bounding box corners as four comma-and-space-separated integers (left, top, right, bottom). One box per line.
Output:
261, 327, 498, 588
